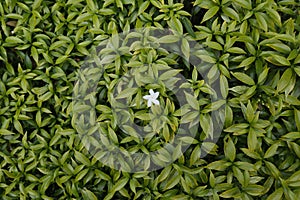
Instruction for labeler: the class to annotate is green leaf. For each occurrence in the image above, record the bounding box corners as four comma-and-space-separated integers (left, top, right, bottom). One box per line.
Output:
32, 0, 43, 10
172, 143, 182, 161
282, 132, 300, 140
232, 0, 251, 9
86, 0, 96, 10
232, 72, 255, 85
40, 174, 53, 194
200, 114, 212, 135
82, 188, 97, 200
31, 46, 39, 64
257, 67, 269, 85
0, 129, 14, 135
42, 52, 54, 64
255, 12, 268, 31
181, 38, 190, 59
103, 192, 114, 200
36, 110, 42, 127
162, 173, 181, 191
266, 188, 283, 200
286, 170, 300, 183
181, 16, 196, 38
224, 136, 236, 162
232, 166, 244, 186
95, 169, 111, 181
244, 184, 265, 196
242, 101, 255, 122
115, 88, 138, 99
159, 70, 181, 81
265, 161, 281, 179
269, 54, 291, 66
179, 136, 198, 144
264, 143, 279, 159
237, 56, 256, 68
220, 187, 241, 198
157, 35, 179, 43
224, 123, 249, 133
290, 142, 300, 158
55, 55, 68, 65
204, 41, 223, 51
277, 68, 292, 92
75, 168, 89, 182
266, 8, 281, 27
265, 43, 290, 54
220, 74, 228, 98
227, 47, 247, 54
222, 7, 240, 21
50, 40, 67, 50
99, 8, 115, 15
74, 151, 91, 166
234, 161, 255, 171
247, 128, 258, 150
108, 126, 118, 144
13, 119, 23, 134
75, 26, 87, 43
201, 6, 219, 23
49, 132, 61, 146
295, 109, 300, 131
294, 67, 300, 77
40, 92, 52, 102
185, 92, 199, 110
240, 148, 261, 159
197, 54, 217, 63
207, 160, 232, 171
111, 177, 129, 193
282, 183, 297, 200
138, 1, 150, 14
5, 36, 25, 44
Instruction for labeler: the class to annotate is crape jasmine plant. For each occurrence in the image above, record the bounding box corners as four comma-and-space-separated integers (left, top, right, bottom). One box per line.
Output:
0, 0, 299, 199
72, 27, 224, 174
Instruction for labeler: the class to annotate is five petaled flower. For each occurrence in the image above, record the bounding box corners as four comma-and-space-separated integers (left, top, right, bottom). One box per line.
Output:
143, 89, 160, 107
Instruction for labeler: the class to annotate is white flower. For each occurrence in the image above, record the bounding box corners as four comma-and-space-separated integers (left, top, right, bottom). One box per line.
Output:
143, 89, 160, 107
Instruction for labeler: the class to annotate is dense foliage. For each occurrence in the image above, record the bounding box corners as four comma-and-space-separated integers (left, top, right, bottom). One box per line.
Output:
0, 0, 300, 199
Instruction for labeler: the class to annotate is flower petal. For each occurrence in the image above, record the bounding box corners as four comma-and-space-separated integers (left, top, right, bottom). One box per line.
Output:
149, 89, 154, 95
143, 95, 151, 100
147, 100, 152, 107
152, 99, 160, 105
153, 92, 159, 99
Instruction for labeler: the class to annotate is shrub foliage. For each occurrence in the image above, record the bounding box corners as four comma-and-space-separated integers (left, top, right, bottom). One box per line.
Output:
0, 0, 300, 199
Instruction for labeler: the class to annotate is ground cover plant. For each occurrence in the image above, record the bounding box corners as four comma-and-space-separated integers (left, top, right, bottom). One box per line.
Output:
0, 0, 300, 199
